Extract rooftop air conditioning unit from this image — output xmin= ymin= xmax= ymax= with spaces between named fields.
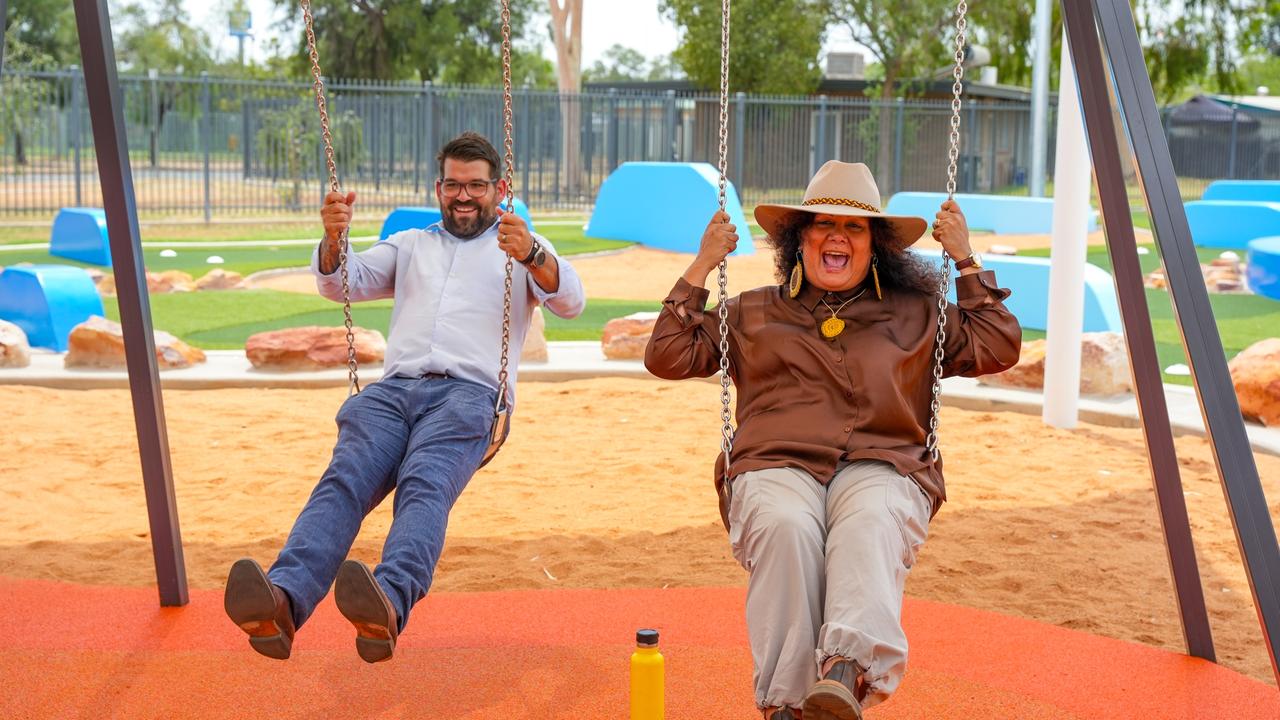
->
xmin=826 ymin=52 xmax=865 ymax=80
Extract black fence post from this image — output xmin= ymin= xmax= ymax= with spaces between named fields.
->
xmin=424 ymin=81 xmax=435 ymax=203
xmin=608 ymin=88 xmax=619 ymax=172
xmin=665 ymin=89 xmax=677 ymax=161
xmin=201 ymin=71 xmax=212 ymax=222
xmin=72 ymin=66 xmax=84 ymax=206
xmin=816 ymin=94 xmax=828 ymax=172
xmin=893 ymin=97 xmax=905 ymax=194
xmin=1227 ymin=103 xmax=1239 ymax=179
xmin=735 ymin=91 xmax=746 ymax=196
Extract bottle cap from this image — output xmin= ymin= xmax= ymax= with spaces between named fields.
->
xmin=636 ymin=629 xmax=659 ymax=646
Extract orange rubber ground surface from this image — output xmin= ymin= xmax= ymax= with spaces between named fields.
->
xmin=0 ymin=576 xmax=1275 ymax=718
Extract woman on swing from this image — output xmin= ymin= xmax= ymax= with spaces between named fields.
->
xmin=645 ymin=160 xmax=1021 ymax=719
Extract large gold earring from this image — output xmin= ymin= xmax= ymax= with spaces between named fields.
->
xmin=788 ymin=253 xmax=804 ymax=298
xmin=871 ymin=255 xmax=882 ymax=301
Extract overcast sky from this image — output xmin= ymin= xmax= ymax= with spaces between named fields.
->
xmin=186 ymin=0 xmax=869 ymax=74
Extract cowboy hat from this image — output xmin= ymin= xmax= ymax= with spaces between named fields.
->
xmin=754 ymin=161 xmax=928 ymax=248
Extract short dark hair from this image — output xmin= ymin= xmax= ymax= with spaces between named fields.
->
xmin=436 ymin=132 xmax=501 ymax=178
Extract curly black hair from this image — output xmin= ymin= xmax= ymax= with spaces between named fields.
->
xmin=766 ymin=212 xmax=941 ymax=296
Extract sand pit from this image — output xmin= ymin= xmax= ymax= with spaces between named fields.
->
xmin=1 ymin=378 xmax=1276 ymax=682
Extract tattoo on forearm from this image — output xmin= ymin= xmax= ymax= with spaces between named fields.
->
xmin=319 ymin=237 xmax=340 ymax=275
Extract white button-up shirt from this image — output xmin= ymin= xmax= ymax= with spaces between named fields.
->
xmin=311 ymin=220 xmax=586 ymax=406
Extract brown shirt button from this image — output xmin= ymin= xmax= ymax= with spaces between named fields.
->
xmin=843 ymin=426 xmax=852 ymax=433
xmin=844 ymin=390 xmax=854 ymax=399
xmin=835 ymin=355 xmax=843 ymax=363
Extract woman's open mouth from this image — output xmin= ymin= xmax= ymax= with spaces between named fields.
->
xmin=821 ymin=251 xmax=850 ymax=273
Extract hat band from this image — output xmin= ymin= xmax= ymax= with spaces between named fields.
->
xmin=802 ymin=197 xmax=881 ymax=213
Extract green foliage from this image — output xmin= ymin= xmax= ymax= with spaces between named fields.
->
xmin=115 ymin=0 xmax=217 ymax=74
xmin=659 ymin=0 xmax=828 ymax=94
xmin=254 ymin=102 xmax=366 ymax=211
xmin=3 ymin=0 xmax=80 ymax=68
xmin=829 ymin=0 xmax=956 ymax=96
xmin=583 ymin=44 xmax=650 ymax=83
xmin=583 ymin=44 xmax=686 ymax=84
xmin=272 ymin=0 xmax=548 ymax=85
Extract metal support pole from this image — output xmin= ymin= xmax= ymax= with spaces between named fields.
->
xmin=665 ymin=89 xmax=677 ymax=161
xmin=72 ymin=66 xmax=84 ymax=206
xmin=816 ymin=95 xmax=828 ymax=171
xmin=893 ymin=98 xmax=905 ymax=194
xmin=607 ymin=88 xmax=619 ymax=172
xmin=148 ymin=68 xmax=159 ymax=167
xmin=72 ymin=0 xmax=188 ymax=607
xmin=520 ymin=88 xmax=530 ymax=203
xmin=241 ymin=96 xmax=250 ymax=179
xmin=966 ymin=101 xmax=978 ymax=192
xmin=1084 ymin=0 xmax=1280 ymax=685
xmin=1062 ymin=0 xmax=1216 ymax=663
xmin=424 ymin=82 xmax=435 ymax=203
xmin=1227 ymin=104 xmax=1239 ymax=179
xmin=735 ymin=91 xmax=746 ymax=195
xmin=201 ymin=71 xmax=212 ymax=223
xmin=1030 ymin=0 xmax=1053 ymax=196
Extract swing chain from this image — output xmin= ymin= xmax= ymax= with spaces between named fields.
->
xmin=300 ymin=0 xmax=360 ymax=395
xmin=716 ymin=0 xmax=734 ymax=480
xmin=496 ymin=0 xmax=517 ymax=414
xmin=926 ymin=0 xmax=968 ymax=461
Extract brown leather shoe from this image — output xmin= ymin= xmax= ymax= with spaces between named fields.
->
xmin=802 ymin=658 xmax=864 ymax=720
xmin=224 ymin=558 xmax=295 ymax=660
xmin=335 ymin=559 xmax=399 ymax=664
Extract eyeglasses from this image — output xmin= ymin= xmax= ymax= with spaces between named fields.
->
xmin=438 ymin=179 xmax=498 ymax=198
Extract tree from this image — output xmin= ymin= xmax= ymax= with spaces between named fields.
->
xmin=548 ymin=0 xmax=583 ymax=197
xmin=115 ymin=0 xmax=217 ymax=74
xmin=583 ymin=44 xmax=649 ymax=83
xmin=971 ymin=0 xmax=1274 ymax=103
xmin=274 ymin=0 xmax=544 ymax=83
xmin=3 ymin=0 xmax=80 ymax=68
xmin=830 ymin=0 xmax=956 ymax=189
xmin=660 ymin=0 xmax=829 ymax=95
xmin=1 ymin=32 xmax=55 ymax=166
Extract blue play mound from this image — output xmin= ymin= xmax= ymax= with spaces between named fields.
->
xmin=380 ymin=199 xmax=534 ymax=240
xmin=0 ymin=265 xmax=105 ymax=351
xmin=912 ymin=249 xmax=1121 ymax=333
xmin=1202 ymin=180 xmax=1280 ymax=203
xmin=585 ymin=162 xmax=754 ymax=256
xmin=50 ymin=207 xmax=111 ymax=266
xmin=1247 ymin=237 xmax=1280 ymax=301
xmin=886 ymin=193 xmax=1099 ymax=235
xmin=1185 ymin=201 xmax=1280 ymax=250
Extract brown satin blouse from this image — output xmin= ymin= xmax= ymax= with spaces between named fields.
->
xmin=644 ymin=270 xmax=1022 ymax=524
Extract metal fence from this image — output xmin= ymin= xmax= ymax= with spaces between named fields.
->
xmin=2 ymin=68 xmax=1275 ymax=221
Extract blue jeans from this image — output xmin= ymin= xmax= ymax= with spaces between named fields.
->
xmin=268 ymin=375 xmax=496 ymax=631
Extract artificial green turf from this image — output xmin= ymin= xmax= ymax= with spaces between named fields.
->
xmin=101 ymin=291 xmax=659 ymax=349
xmin=0 ymin=232 xmax=628 ymax=277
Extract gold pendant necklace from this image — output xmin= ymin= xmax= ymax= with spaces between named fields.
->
xmin=819 ymin=288 xmax=867 ymax=340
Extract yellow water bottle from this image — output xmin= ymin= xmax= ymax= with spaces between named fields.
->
xmin=630 ymin=628 xmax=664 ymax=720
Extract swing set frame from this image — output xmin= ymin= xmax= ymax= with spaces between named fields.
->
xmin=34 ymin=0 xmax=1280 ymax=688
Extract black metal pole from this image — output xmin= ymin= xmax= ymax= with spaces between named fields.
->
xmin=1060 ymin=0 xmax=1214 ymax=661
xmin=1090 ymin=0 xmax=1280 ymax=685
xmin=72 ymin=0 xmax=188 ymax=607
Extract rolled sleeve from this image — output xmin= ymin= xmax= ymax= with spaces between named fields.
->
xmin=941 ymin=270 xmax=1022 ymax=378
xmin=311 ymin=238 xmax=397 ymax=302
xmin=529 ymin=251 xmax=586 ymax=319
xmin=644 ymin=277 xmax=723 ymax=379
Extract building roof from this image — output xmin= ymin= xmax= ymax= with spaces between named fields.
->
xmin=1209 ymin=94 xmax=1280 ymax=116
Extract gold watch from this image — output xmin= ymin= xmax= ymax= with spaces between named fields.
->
xmin=954 ymin=252 xmax=982 ymax=270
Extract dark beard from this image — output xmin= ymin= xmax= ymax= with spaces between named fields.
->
xmin=442 ymin=202 xmax=498 ymax=239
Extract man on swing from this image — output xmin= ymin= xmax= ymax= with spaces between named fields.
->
xmin=223 ymin=132 xmax=586 ymax=663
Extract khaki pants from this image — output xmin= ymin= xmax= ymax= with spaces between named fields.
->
xmin=727 ymin=460 xmax=932 ymax=712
